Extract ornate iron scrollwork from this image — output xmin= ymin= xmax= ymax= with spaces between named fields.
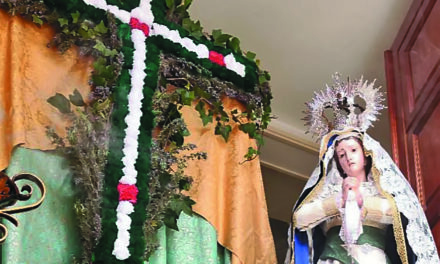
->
xmin=0 ymin=172 xmax=46 ymax=243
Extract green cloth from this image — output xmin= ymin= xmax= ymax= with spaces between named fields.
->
xmin=320 ymin=226 xmax=391 ymax=264
xmin=0 ymin=147 xmax=231 ymax=263
xmin=148 ymin=213 xmax=231 ymax=264
xmin=2 ymin=147 xmax=81 ymax=264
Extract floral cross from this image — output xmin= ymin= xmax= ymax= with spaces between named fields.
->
xmin=81 ymin=0 xmax=253 ymax=261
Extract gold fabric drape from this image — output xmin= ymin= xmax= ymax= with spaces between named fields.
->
xmin=0 ymin=9 xmax=276 ymax=264
xmin=182 ymin=99 xmax=277 ymax=264
xmin=0 ymin=9 xmax=92 ymax=170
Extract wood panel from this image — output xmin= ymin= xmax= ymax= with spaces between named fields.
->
xmin=418 ymin=102 xmax=440 ymax=203
xmin=433 ymin=222 xmax=440 ymax=253
xmin=409 ymin=1 xmax=440 ymax=99
xmin=385 ymin=0 xmax=440 ymax=253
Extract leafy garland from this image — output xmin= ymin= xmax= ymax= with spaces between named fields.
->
xmin=159 ymin=53 xmax=271 ymax=158
xmin=46 ymin=90 xmax=112 ymax=263
xmin=0 ymin=0 xmax=272 ymax=263
xmin=145 ymin=80 xmax=208 ymax=256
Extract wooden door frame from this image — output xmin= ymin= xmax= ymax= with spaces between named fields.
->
xmin=384 ymin=0 xmax=440 ymax=226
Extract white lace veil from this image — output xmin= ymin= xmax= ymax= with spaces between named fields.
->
xmin=363 ymin=134 xmax=438 ymax=263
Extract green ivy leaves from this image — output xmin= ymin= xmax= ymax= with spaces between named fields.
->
xmin=69 ymin=89 xmax=86 ymax=106
xmin=58 ymin=17 xmax=69 ymax=27
xmin=162 ymin=195 xmax=195 ymax=230
xmin=246 ymin=51 xmax=256 ymax=61
xmin=244 ymin=147 xmax=260 ymax=161
xmin=159 ymin=54 xmax=272 ymax=162
xmin=258 ymin=70 xmax=271 ymax=85
xmin=182 ymin=18 xmax=203 ymax=40
xmin=211 ymin=29 xmax=241 ymax=54
xmin=47 ymin=89 xmax=86 ymax=114
xmin=71 ymin=11 xmax=80 ymax=24
xmin=195 ymin=101 xmax=212 ymax=126
xmin=47 ymin=93 xmax=72 ymax=114
xmin=94 ymin=21 xmax=109 ymax=34
xmin=92 ymin=57 xmax=117 ymax=86
xmin=32 ymin=14 xmax=44 ymax=25
xmin=179 ymin=89 xmax=195 ymax=106
xmin=94 ymin=40 xmax=118 ymax=57
xmin=47 ymin=89 xmax=113 ymax=120
xmin=215 ymin=123 xmax=232 ymax=141
xmin=165 ymin=0 xmax=193 ymax=25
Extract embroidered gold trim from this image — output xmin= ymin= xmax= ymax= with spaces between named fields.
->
xmin=290 ymin=228 xmax=295 ymax=264
xmin=291 ymin=215 xmax=296 ymax=264
xmin=367 ymin=148 xmax=408 ymax=264
xmin=318 ymin=128 xmax=357 ymax=158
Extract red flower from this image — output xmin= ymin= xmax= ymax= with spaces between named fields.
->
xmin=209 ymin=51 xmax=225 ymax=66
xmin=129 ymin=17 xmax=140 ymax=28
xmin=117 ymin=183 xmax=139 ymax=204
xmin=140 ymin=23 xmax=149 ymax=36
xmin=129 ymin=17 xmax=150 ymax=37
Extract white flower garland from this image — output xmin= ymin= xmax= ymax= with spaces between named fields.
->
xmin=120 ymin=29 xmax=147 ymax=186
xmin=84 ymin=0 xmax=246 ymax=76
xmin=82 ymin=0 xmax=248 ymax=259
xmin=113 ymin=201 xmax=135 ymax=259
xmin=150 ymin=23 xmax=246 ymax=76
xmin=111 ymin=29 xmax=147 ymax=260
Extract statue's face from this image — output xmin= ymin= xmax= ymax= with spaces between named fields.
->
xmin=335 ymin=138 xmax=366 ymax=178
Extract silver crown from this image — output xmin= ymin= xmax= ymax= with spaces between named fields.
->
xmin=303 ymin=73 xmax=386 ymax=140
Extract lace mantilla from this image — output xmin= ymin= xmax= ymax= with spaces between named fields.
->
xmin=364 ymin=135 xmax=439 ymax=264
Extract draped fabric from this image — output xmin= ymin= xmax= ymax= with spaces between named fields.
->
xmin=0 ymin=9 xmax=92 ymax=171
xmin=0 ymin=9 xmax=276 ymax=264
xmin=2 ymin=147 xmax=82 ymax=263
xmin=181 ymin=100 xmax=277 ymax=264
xmin=148 ymin=213 xmax=231 ymax=264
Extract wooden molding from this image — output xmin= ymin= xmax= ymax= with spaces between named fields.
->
xmin=264 ymin=127 xmax=319 ymax=154
xmin=260 ymin=160 xmax=309 ymax=181
xmin=384 ymin=50 xmax=400 ymax=167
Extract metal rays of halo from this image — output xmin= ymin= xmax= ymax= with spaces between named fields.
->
xmin=303 ymin=73 xmax=386 ymax=141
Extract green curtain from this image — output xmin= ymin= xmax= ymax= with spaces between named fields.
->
xmin=2 ymin=147 xmax=81 ymax=264
xmin=148 ymin=213 xmax=231 ymax=264
xmin=0 ymin=147 xmax=231 ymax=264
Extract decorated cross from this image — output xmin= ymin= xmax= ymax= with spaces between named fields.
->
xmin=79 ymin=0 xmax=262 ymax=263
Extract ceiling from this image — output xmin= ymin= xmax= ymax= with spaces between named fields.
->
xmin=189 ymin=0 xmax=414 ymax=222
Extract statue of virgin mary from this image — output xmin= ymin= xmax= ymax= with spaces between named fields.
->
xmin=285 ymin=74 xmax=439 ymax=264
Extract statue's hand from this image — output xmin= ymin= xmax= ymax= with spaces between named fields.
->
xmin=342 ymin=177 xmax=363 ymax=208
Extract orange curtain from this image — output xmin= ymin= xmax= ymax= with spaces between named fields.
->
xmin=182 ymin=99 xmax=277 ymax=264
xmin=0 ymin=9 xmax=92 ymax=170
